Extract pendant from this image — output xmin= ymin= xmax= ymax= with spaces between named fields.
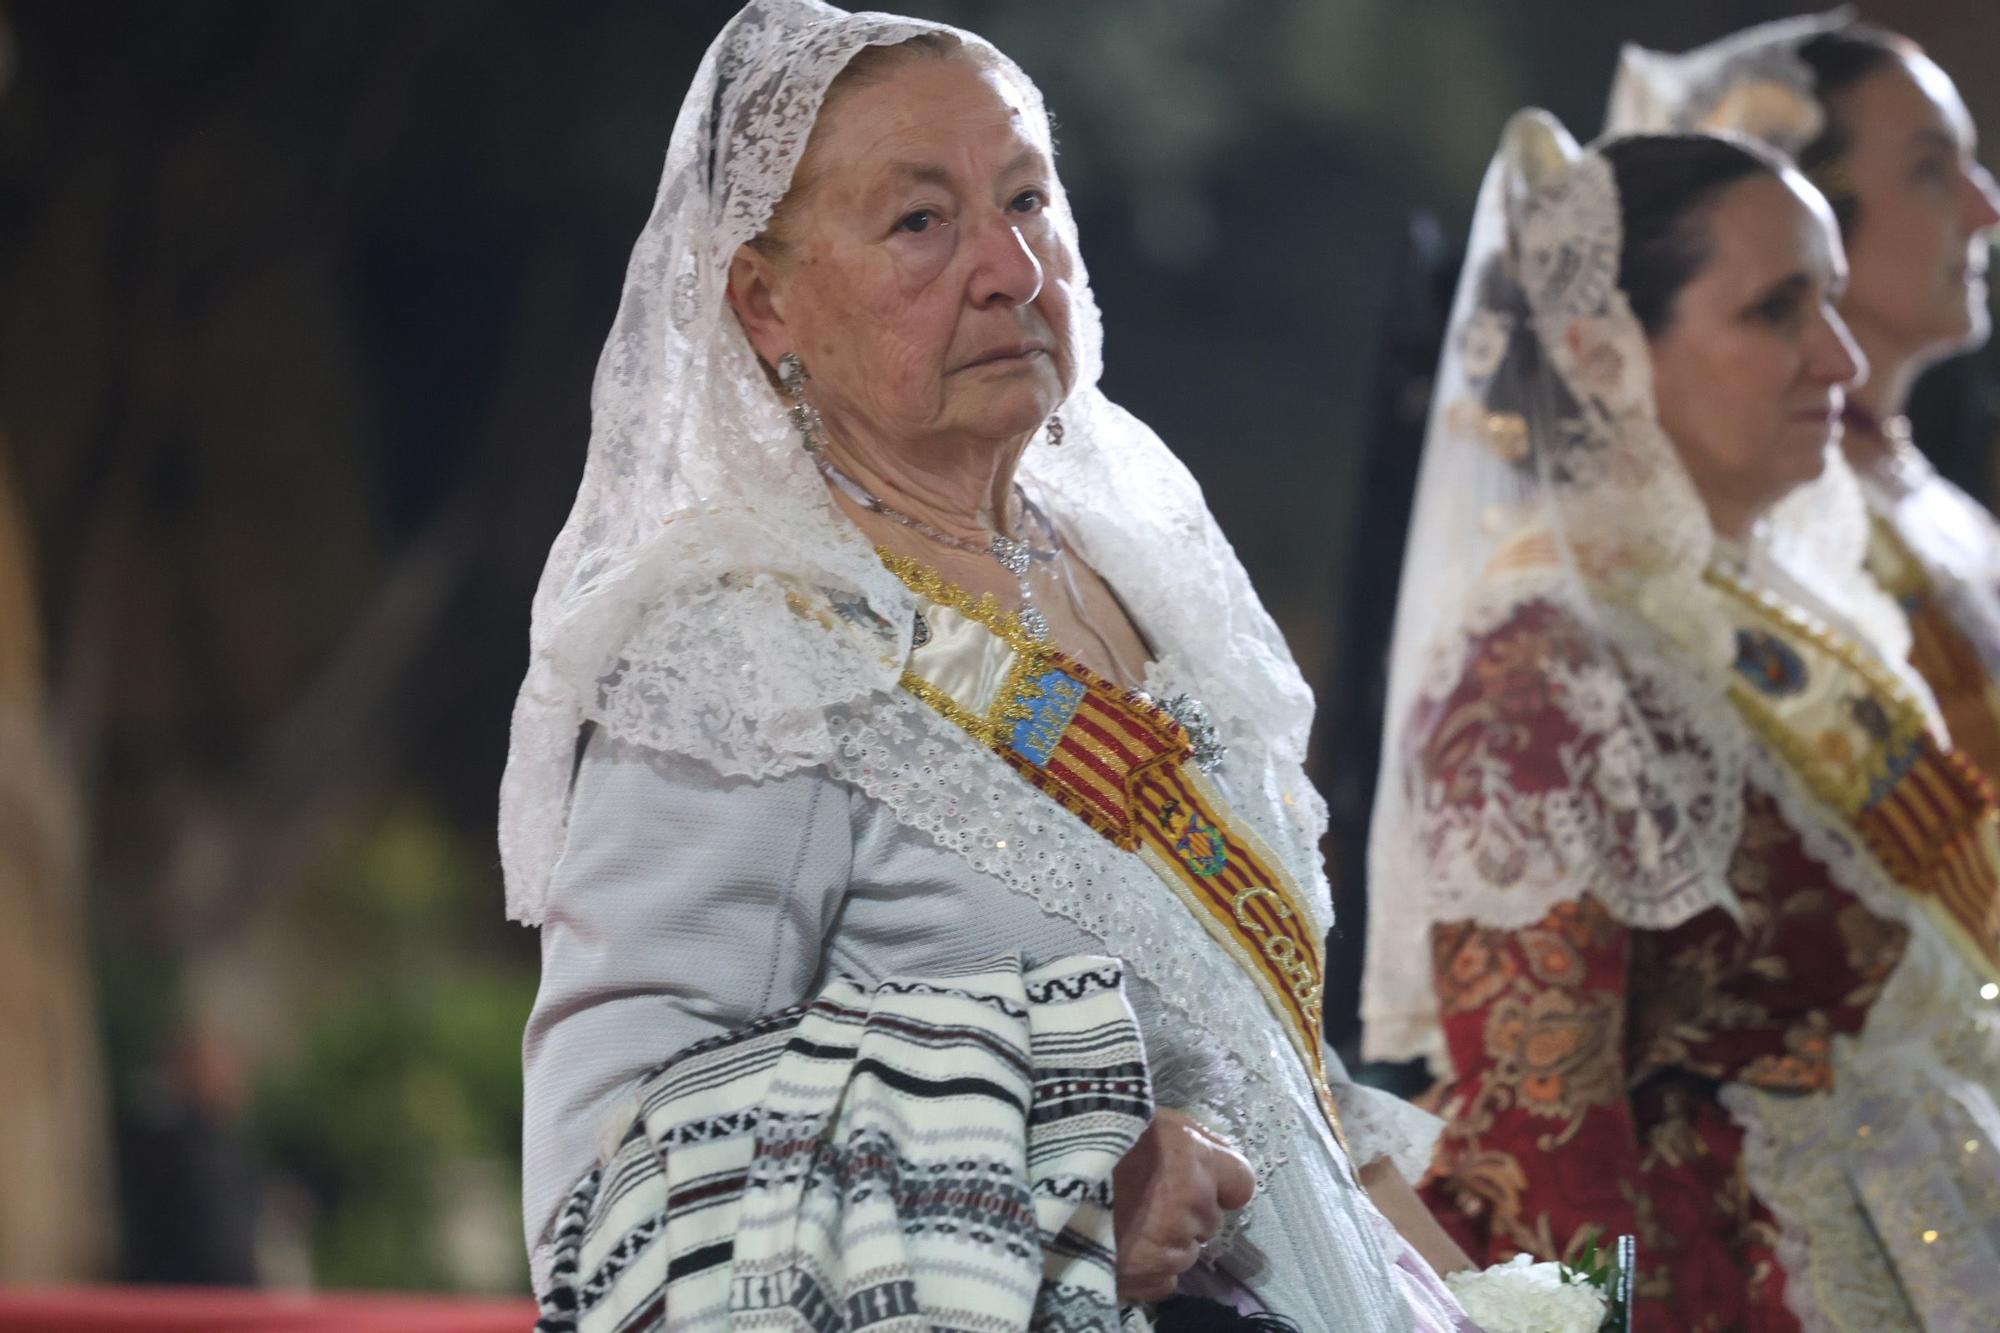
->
xmin=1018 ymin=604 xmax=1050 ymax=642
xmin=989 ymin=534 xmax=1032 ymax=577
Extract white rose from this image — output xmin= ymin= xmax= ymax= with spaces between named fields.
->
xmin=1446 ymin=1254 xmax=1608 ymax=1333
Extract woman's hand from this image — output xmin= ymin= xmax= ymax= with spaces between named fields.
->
xmin=1111 ymin=1108 xmax=1257 ymax=1302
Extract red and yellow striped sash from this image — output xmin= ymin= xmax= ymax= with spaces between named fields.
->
xmin=877 ymin=551 xmax=1345 ymax=1142
xmin=1865 ymin=515 xmax=2000 ymax=791
xmin=1707 ymin=564 xmax=2000 ymax=983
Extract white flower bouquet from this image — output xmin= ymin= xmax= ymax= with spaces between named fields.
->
xmin=1445 ymin=1237 xmax=1633 ymax=1333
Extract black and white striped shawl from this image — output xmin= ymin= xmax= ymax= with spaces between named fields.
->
xmin=535 ymin=955 xmax=1151 ymax=1332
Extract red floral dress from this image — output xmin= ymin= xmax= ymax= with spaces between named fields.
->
xmin=1414 ymin=600 xmax=1910 ymax=1333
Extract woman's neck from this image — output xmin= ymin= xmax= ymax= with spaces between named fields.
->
xmin=1700 ymin=491 xmax=1763 ymax=545
xmin=1841 ymin=320 xmax=1923 ymax=472
xmin=814 ymin=410 xmax=1030 ymax=543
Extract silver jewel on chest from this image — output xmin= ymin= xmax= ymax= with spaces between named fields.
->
xmin=1159 ymin=692 xmax=1227 ymax=772
xmin=911 ymin=608 xmax=932 ymax=650
xmin=1017 ymin=604 xmax=1050 ymax=642
xmin=989 ymin=534 xmax=1032 ymax=577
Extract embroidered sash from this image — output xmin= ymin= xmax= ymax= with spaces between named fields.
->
xmin=1706 ymin=563 xmax=2000 ymax=983
xmin=876 ymin=551 xmax=1346 ymax=1143
xmin=1864 ymin=515 xmax=2000 ymax=789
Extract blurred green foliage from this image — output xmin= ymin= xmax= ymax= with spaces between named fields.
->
xmin=252 ymin=803 xmax=534 ymax=1290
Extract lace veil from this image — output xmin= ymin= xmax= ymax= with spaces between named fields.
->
xmin=1360 ymin=111 xmax=1904 ymax=1069
xmin=1604 ymin=9 xmax=1853 ymax=158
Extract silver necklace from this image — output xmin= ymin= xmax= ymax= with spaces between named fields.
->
xmin=777 ymin=354 xmax=1227 ymax=772
xmin=781 ymin=355 xmax=1060 ymax=641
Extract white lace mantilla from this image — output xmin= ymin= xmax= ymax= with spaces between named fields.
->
xmin=1603 ymin=10 xmax=1848 ymax=156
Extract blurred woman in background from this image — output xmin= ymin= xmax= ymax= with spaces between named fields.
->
xmin=1610 ymin=13 xmax=2000 ymax=787
xmin=1365 ymin=106 xmax=2000 ymax=1330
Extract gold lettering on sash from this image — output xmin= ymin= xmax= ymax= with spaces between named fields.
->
xmin=1229 ymin=885 xmax=1323 ymax=1020
xmin=1232 ymin=885 xmax=1291 ymax=929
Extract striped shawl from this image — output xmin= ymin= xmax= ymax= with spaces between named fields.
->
xmin=535 ymin=955 xmax=1152 ymax=1332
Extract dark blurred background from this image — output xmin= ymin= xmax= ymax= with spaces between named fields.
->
xmin=2 ymin=0 xmax=1994 ymax=1297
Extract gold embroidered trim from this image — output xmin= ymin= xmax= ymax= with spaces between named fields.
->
xmin=1138 ymin=759 xmax=1346 ymax=1147
xmin=1868 ymin=515 xmax=2000 ymax=790
xmin=897 ymin=670 xmax=1001 ymax=747
xmin=1705 ymin=563 xmax=1932 ymax=814
xmin=1864 ymin=515 xmax=1928 ymax=603
xmin=875 ymin=547 xmax=1039 ymax=652
xmin=1707 ymin=562 xmax=2000 ymax=982
xmin=878 ymin=546 xmax=1056 ymax=748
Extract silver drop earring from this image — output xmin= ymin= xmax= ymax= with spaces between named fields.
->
xmin=777 ymin=351 xmax=808 ymax=397
xmin=1044 ymin=411 xmax=1066 ymax=447
xmin=777 ymin=352 xmax=824 ymax=452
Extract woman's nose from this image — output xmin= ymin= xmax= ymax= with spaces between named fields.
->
xmin=1962 ymin=160 xmax=2000 ymax=234
xmin=966 ymin=217 xmax=1044 ymax=308
xmin=1813 ymin=304 xmax=1866 ymax=389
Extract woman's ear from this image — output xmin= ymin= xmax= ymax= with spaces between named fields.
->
xmin=726 ymin=243 xmax=790 ymax=366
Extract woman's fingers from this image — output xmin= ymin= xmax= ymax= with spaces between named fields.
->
xmin=1117 ymin=1237 xmax=1202 ymax=1303
xmin=1208 ymin=1138 xmax=1256 ymax=1212
xmin=1118 ymin=1269 xmax=1180 ymax=1304
xmin=1110 ymin=1109 xmax=1258 ymax=1303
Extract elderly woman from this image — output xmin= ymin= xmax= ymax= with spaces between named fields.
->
xmin=1609 ymin=14 xmax=2000 ymax=787
xmin=1364 ymin=108 xmax=2000 ymax=1330
xmin=505 ymin=4 xmax=1468 ymax=1329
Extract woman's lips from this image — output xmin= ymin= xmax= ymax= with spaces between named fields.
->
xmin=958 ymin=343 xmax=1048 ymax=371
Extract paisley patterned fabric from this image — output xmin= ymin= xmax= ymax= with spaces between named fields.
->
xmin=1412 ymin=596 xmax=2000 ymax=1332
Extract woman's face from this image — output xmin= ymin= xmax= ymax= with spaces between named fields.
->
xmin=1648 ymin=172 xmax=1864 ymax=531
xmin=730 ymin=56 xmax=1076 ymax=452
xmin=1835 ymin=53 xmax=2000 ymax=367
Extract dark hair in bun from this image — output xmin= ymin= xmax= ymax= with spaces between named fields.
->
xmin=1602 ymin=133 xmax=1779 ymax=335
xmin=1795 ymin=25 xmax=1915 ymax=235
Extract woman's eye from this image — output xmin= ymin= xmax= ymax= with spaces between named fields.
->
xmin=1914 ymin=156 xmax=1952 ymax=186
xmin=1010 ymin=189 xmax=1046 ymax=214
xmin=897 ymin=209 xmax=942 ymax=234
xmin=1754 ymin=294 xmax=1802 ymax=326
